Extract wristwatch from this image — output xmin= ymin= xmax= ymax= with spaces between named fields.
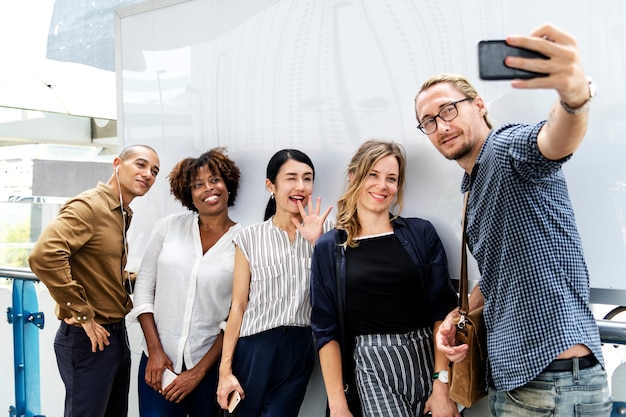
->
xmin=560 ymin=76 xmax=596 ymax=115
xmin=432 ymin=370 xmax=449 ymax=384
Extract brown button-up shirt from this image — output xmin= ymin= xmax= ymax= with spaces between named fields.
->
xmin=28 ymin=182 xmax=133 ymax=324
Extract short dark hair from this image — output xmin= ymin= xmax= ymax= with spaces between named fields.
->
xmin=264 ymin=149 xmax=315 ymax=221
xmin=118 ymin=144 xmax=158 ymax=160
xmin=168 ymin=148 xmax=241 ymax=212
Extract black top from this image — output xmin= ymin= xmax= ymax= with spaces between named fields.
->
xmin=345 ymin=233 xmax=428 ymax=336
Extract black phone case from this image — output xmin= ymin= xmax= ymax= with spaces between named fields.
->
xmin=478 ymin=40 xmax=548 ymax=80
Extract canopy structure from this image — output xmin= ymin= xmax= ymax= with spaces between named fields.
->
xmin=0 ymin=0 xmax=145 ymax=199
xmin=0 ymin=51 xmax=118 ymax=150
xmin=0 ymin=0 xmax=144 ymax=152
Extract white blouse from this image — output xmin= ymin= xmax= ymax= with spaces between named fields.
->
xmin=128 ymin=212 xmax=241 ymax=373
xmin=235 ymin=217 xmax=334 ymax=337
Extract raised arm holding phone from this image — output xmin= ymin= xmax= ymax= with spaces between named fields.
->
xmin=415 ymin=24 xmax=611 ymax=416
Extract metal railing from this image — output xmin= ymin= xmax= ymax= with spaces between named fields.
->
xmin=2 ymin=267 xmax=45 ymax=417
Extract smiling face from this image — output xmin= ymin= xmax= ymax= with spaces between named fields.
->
xmin=266 ymin=159 xmax=314 ymax=217
xmin=415 ymin=82 xmax=489 ymax=163
xmin=191 ymin=164 xmax=230 ymax=217
xmin=356 ymin=154 xmax=399 ymax=216
xmin=114 ymin=146 xmax=160 ymax=204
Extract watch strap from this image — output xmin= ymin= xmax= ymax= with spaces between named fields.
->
xmin=560 ymin=76 xmax=596 ymax=115
xmin=560 ymin=99 xmax=590 ymax=115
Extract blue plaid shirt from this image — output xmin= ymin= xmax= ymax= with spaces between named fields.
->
xmin=461 ymin=122 xmax=604 ymax=391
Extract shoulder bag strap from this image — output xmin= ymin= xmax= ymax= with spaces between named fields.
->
xmin=459 ymin=191 xmax=470 ymax=313
xmin=335 ymin=230 xmax=346 ymax=350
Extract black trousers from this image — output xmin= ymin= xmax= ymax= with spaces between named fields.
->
xmin=231 ymin=326 xmax=314 ymax=417
xmin=54 ymin=320 xmax=131 ymax=417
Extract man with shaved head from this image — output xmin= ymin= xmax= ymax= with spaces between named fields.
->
xmin=29 ymin=144 xmax=160 ymax=417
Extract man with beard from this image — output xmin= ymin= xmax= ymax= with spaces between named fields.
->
xmin=414 ymin=24 xmax=611 ymax=416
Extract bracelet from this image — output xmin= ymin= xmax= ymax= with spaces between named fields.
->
xmin=560 ymin=76 xmax=596 ymax=115
xmin=560 ymin=99 xmax=590 ymax=115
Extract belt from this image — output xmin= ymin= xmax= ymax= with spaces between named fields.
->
xmin=543 ymin=354 xmax=598 ymax=372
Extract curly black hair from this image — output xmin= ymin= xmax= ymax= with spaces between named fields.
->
xmin=168 ymin=147 xmax=241 ymax=212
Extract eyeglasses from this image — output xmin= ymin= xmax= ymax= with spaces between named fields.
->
xmin=417 ymin=98 xmax=472 ymax=135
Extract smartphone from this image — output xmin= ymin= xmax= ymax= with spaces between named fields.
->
xmin=478 ymin=40 xmax=549 ymax=80
xmin=228 ymin=390 xmax=242 ymax=413
xmin=161 ymin=368 xmax=177 ymax=390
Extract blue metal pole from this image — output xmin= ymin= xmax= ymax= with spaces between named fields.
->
xmin=8 ymin=278 xmax=45 ymax=417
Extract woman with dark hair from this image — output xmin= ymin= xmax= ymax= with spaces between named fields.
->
xmin=128 ymin=148 xmax=241 ymax=417
xmin=217 ymin=149 xmax=333 ymax=416
xmin=310 ymin=140 xmax=459 ymax=417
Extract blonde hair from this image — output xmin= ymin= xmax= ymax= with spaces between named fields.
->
xmin=336 ymin=140 xmax=406 ymax=247
xmin=415 ymin=73 xmax=493 ymax=129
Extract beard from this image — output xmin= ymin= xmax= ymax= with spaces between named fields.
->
xmin=441 ymin=141 xmax=473 ymax=161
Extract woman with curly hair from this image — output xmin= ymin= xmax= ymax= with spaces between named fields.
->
xmin=128 ymin=147 xmax=242 ymax=417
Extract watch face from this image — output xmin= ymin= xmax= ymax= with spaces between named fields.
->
xmin=439 ymin=370 xmax=449 ymax=383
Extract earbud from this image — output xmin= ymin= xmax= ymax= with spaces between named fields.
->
xmin=116 ymin=166 xmax=119 ymax=174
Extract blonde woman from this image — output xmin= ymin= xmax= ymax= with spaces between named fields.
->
xmin=310 ymin=140 xmax=459 ymax=417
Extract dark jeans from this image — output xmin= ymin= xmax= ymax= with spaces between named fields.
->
xmin=232 ymin=326 xmax=314 ymax=417
xmin=138 ymin=352 xmax=220 ymax=417
xmin=54 ymin=320 xmax=131 ymax=417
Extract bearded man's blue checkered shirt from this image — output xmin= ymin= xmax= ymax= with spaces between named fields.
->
xmin=460 ymin=122 xmax=604 ymax=392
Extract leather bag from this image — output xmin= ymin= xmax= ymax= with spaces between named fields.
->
xmin=448 ymin=192 xmax=488 ymax=408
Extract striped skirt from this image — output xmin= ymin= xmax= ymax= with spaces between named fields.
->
xmin=353 ymin=327 xmax=435 ymax=417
